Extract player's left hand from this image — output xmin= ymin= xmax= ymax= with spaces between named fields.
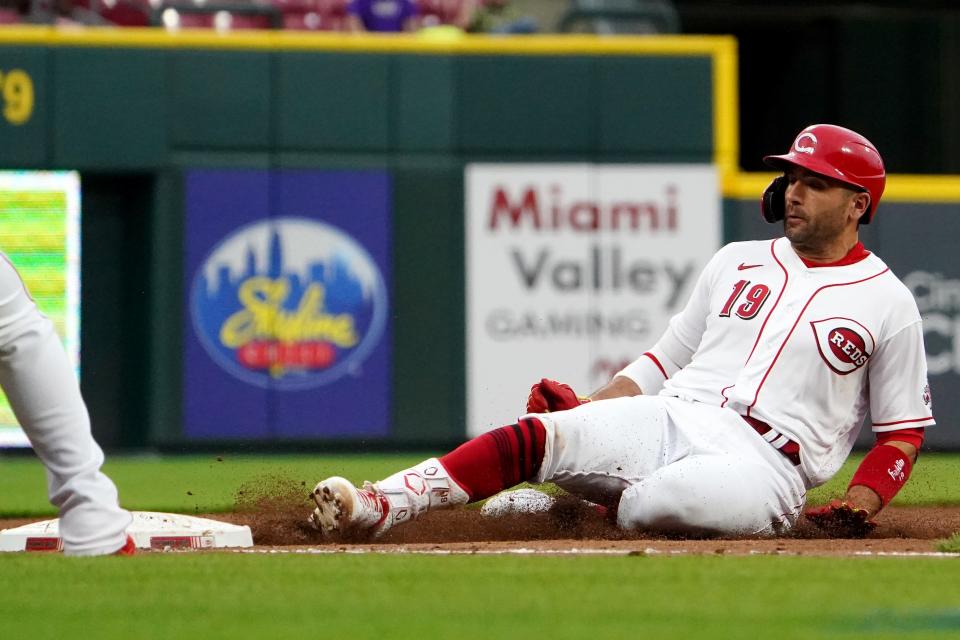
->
xmin=803 ymin=499 xmax=877 ymax=538
xmin=526 ymin=379 xmax=590 ymax=413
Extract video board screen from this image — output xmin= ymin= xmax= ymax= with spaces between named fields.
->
xmin=0 ymin=171 xmax=80 ymax=447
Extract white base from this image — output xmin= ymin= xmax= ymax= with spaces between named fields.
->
xmin=0 ymin=511 xmax=254 ymax=552
xmin=480 ymin=488 xmax=556 ymax=517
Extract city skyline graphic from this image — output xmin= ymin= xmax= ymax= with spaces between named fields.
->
xmin=191 ymin=217 xmax=386 ymax=390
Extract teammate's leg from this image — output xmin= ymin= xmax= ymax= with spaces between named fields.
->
xmin=0 ymin=257 xmax=131 ymax=556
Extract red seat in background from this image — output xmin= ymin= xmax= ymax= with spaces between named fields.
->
xmin=0 ymin=8 xmax=22 ymax=24
xmin=220 ymin=11 xmax=274 ymax=29
xmin=41 ymin=0 xmax=350 ymax=30
xmin=417 ymin=0 xmax=465 ymax=28
xmin=166 ymin=9 xmax=214 ymax=28
xmin=70 ymin=0 xmax=278 ymax=30
xmin=151 ymin=1 xmax=280 ymax=31
xmin=275 ymin=0 xmax=349 ymax=31
xmin=163 ymin=9 xmax=276 ymax=30
xmin=71 ymin=0 xmax=152 ymax=26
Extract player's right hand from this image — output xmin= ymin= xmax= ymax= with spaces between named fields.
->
xmin=526 ymin=379 xmax=591 ymax=413
xmin=803 ymin=499 xmax=878 ymax=538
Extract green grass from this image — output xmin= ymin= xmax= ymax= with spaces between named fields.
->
xmin=2 ymin=453 xmax=959 ymax=639
xmin=0 ymin=554 xmax=958 ymax=640
xmin=937 ymin=533 xmax=960 ymax=553
xmin=0 ymin=453 xmax=430 ymax=516
xmin=1 ymin=451 xmax=959 ymax=517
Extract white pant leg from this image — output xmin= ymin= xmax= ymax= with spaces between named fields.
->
xmin=0 ymin=256 xmax=131 ymax=556
xmin=616 ymin=453 xmax=799 ymax=536
xmin=533 ymin=395 xmax=680 ymax=507
xmin=533 ymin=395 xmax=805 ymax=536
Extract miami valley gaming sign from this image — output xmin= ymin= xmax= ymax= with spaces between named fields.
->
xmin=466 ymin=164 xmax=720 ymax=436
xmin=184 ymin=170 xmax=391 ymax=440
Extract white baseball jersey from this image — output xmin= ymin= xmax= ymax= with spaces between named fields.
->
xmin=619 ymin=237 xmax=934 ymax=488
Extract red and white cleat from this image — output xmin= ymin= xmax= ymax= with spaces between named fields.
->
xmin=309 ymin=460 xmax=470 ymax=538
xmin=309 ymin=477 xmax=391 ymax=538
xmin=114 ymin=535 xmax=136 ymax=556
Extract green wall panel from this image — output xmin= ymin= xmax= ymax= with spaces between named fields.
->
xmin=169 ymin=51 xmax=271 ymax=150
xmin=599 ymin=57 xmax=713 ymax=159
xmin=391 ymin=156 xmax=465 ymax=444
xmin=276 ymin=52 xmax=390 ymax=151
xmin=394 ymin=55 xmax=456 ymax=151
xmin=170 ymin=150 xmax=272 ymax=169
xmin=458 ymin=56 xmax=596 ymax=152
xmin=52 ymin=49 xmax=166 ymax=169
xmin=275 ymin=152 xmax=389 ymax=170
xmin=146 ymin=168 xmax=184 ymax=445
xmin=0 ymin=47 xmax=49 ymax=168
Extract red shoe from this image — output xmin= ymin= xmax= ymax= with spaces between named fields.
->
xmin=114 ymin=535 xmax=136 ymax=556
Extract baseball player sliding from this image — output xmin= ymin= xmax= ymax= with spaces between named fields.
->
xmin=310 ymin=124 xmax=933 ymax=539
xmin=0 ymin=255 xmax=133 ymax=555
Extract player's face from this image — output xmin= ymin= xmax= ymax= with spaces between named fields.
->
xmin=782 ymin=167 xmax=864 ymax=250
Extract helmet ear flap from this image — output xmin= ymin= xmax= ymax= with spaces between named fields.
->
xmin=761 ymin=175 xmax=788 ymax=223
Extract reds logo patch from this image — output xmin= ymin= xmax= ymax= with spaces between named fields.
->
xmin=810 ymin=318 xmax=876 ymax=375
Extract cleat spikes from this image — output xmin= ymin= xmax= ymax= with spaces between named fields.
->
xmin=308 ymin=476 xmax=391 ymax=538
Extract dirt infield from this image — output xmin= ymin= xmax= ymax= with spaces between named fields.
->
xmin=3 ymin=494 xmax=958 ymax=555
xmin=225 ymin=491 xmax=960 ymax=555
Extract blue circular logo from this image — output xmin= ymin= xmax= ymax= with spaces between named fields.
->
xmin=190 ymin=217 xmax=387 ymax=389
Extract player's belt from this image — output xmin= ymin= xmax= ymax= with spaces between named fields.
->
xmin=742 ymin=416 xmax=801 ymax=467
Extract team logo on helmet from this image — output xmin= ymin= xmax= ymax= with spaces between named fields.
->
xmin=191 ymin=217 xmax=387 ymax=389
xmin=810 ymin=318 xmax=875 ymax=375
xmin=794 ymin=132 xmax=818 ymax=155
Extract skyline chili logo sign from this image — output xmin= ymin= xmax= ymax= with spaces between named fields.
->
xmin=190 ymin=217 xmax=387 ymax=389
xmin=183 ymin=169 xmax=391 ymax=440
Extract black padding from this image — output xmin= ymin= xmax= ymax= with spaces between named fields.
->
xmin=761 ymin=175 xmax=788 ymax=223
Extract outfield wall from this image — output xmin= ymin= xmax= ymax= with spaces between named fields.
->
xmin=0 ymin=28 xmax=957 ymax=449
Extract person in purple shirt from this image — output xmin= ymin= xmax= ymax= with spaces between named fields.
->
xmin=347 ymin=0 xmax=418 ymax=32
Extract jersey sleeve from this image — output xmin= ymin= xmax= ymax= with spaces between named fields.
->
xmin=868 ymin=319 xmax=936 ymax=432
xmin=617 ymin=245 xmax=724 ymax=395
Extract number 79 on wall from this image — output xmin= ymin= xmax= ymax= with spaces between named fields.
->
xmin=0 ymin=69 xmax=34 ymax=126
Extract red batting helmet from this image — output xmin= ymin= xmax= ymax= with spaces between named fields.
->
xmin=761 ymin=124 xmax=886 ymax=224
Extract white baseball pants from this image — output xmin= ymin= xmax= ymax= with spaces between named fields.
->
xmin=0 ymin=255 xmax=131 ymax=555
xmin=533 ymin=395 xmax=807 ymax=536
